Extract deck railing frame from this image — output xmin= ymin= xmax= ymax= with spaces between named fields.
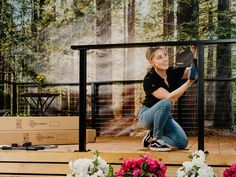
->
xmin=71 ymin=39 xmax=236 ymax=152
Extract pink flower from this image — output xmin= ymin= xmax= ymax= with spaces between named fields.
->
xmin=224 ymin=164 xmax=236 ymax=177
xmin=115 ymin=156 xmax=166 ymax=177
xmin=132 ymin=169 xmax=142 ymax=176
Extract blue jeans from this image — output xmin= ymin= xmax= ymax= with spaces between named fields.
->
xmin=139 ymin=99 xmax=188 ymax=149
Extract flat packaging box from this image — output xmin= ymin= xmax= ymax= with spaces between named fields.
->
xmin=0 ymin=116 xmax=79 ymax=131
xmin=0 ymin=129 xmax=96 ymax=145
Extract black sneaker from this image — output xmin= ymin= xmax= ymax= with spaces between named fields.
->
xmin=149 ymin=139 xmax=172 ymax=152
xmin=142 ymin=130 xmax=153 ymax=148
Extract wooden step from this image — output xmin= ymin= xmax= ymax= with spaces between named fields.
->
xmin=0 ymin=162 xmax=227 ymax=177
xmin=0 ymin=136 xmax=234 ymax=176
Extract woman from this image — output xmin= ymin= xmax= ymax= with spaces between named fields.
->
xmin=139 ymin=46 xmax=197 ymax=152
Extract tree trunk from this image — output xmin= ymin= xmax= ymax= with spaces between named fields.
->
xmin=0 ymin=54 xmax=4 ymax=109
xmin=95 ymin=0 xmax=112 ymax=80
xmin=125 ymin=0 xmax=135 ymax=79
xmin=163 ymin=0 xmax=174 ymax=65
xmin=95 ymin=0 xmax=113 ymax=125
xmin=177 ymin=0 xmax=199 ymax=40
xmin=122 ymin=0 xmax=135 ymax=118
xmin=31 ymin=0 xmax=38 ymax=35
xmin=0 ymin=0 xmax=4 ymax=82
xmin=0 ymin=0 xmax=12 ymax=110
xmin=214 ymin=0 xmax=231 ymax=128
xmin=39 ymin=0 xmax=45 ymax=19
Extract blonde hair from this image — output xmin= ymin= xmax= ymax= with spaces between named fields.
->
xmin=146 ymin=47 xmax=167 ymax=72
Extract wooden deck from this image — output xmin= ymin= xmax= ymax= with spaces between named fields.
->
xmin=0 ymin=135 xmax=235 ymax=177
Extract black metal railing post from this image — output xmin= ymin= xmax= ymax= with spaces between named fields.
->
xmin=91 ymin=83 xmax=96 ymax=129
xmin=79 ymin=49 xmax=87 ymax=152
xmin=198 ymin=44 xmax=205 ymax=151
xmin=12 ymin=83 xmax=17 ymax=115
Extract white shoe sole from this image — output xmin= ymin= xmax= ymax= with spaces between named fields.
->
xmin=157 ymin=139 xmax=176 ymax=149
xmin=150 ymin=147 xmax=172 ymax=152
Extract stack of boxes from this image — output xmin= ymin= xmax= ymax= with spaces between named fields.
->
xmin=0 ymin=116 xmax=96 ymax=145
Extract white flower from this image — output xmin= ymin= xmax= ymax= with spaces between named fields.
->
xmin=69 ymin=159 xmax=94 ymax=176
xmin=191 ymin=150 xmax=206 ymax=161
xmin=198 ymin=166 xmax=216 ymax=177
xmin=176 ymin=150 xmax=216 ymax=177
xmin=182 ymin=161 xmax=194 ymax=171
xmin=176 ymin=167 xmax=187 ymax=177
xmin=92 ymin=170 xmax=105 ymax=177
xmin=96 ymin=157 xmax=110 ymax=175
xmin=67 ymin=152 xmax=113 ymax=177
xmin=192 ymin=158 xmax=206 ymax=168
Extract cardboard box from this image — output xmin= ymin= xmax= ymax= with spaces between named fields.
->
xmin=0 ymin=116 xmax=79 ymax=131
xmin=0 ymin=129 xmax=96 ymax=145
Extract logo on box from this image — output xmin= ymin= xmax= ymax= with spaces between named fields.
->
xmin=29 ymin=120 xmax=47 ymax=128
xmin=36 ymin=133 xmax=54 ymax=142
xmin=16 ymin=119 xmax=22 ymax=129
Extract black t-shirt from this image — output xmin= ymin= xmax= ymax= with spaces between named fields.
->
xmin=142 ymin=67 xmax=186 ymax=107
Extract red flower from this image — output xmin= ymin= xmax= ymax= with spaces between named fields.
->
xmin=224 ymin=164 xmax=236 ymax=177
xmin=116 ymin=156 xmax=166 ymax=177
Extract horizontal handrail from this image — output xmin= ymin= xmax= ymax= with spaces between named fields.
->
xmin=71 ymin=39 xmax=236 ymax=50
xmin=3 ymin=76 xmax=236 ymax=87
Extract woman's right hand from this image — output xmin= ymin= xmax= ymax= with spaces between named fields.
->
xmin=190 ymin=45 xmax=198 ymax=58
xmin=188 ymin=66 xmax=198 ymax=81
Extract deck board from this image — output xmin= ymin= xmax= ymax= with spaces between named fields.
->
xmin=0 ymin=135 xmax=235 ymax=176
xmin=205 ymin=136 xmax=220 ymax=153
xmin=219 ymin=136 xmax=236 ymax=154
xmin=185 ymin=136 xmax=197 ymax=151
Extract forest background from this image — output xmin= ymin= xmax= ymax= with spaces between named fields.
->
xmin=1 ymin=0 xmax=236 ymax=135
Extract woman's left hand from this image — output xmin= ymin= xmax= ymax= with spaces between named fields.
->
xmin=190 ymin=45 xmax=198 ymax=58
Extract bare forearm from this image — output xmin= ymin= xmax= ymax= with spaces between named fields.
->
xmin=168 ymin=80 xmax=193 ymax=101
xmin=152 ymin=80 xmax=194 ymax=102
